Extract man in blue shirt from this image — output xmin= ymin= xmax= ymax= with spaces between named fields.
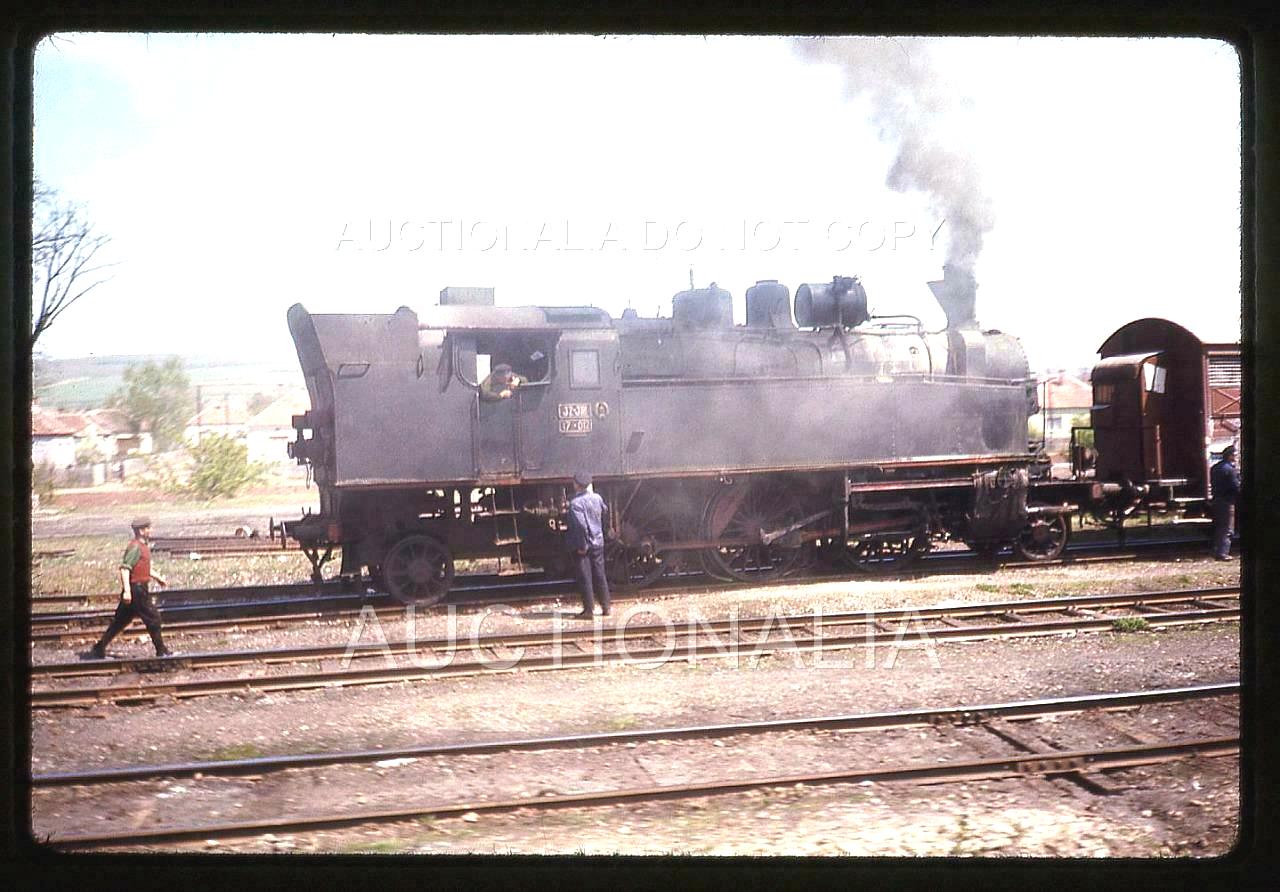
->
xmin=566 ymin=471 xmax=611 ymax=618
xmin=1209 ymin=444 xmax=1241 ymax=560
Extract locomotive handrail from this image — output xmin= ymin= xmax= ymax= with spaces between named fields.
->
xmin=862 ymin=314 xmax=924 ymax=331
xmin=620 ymin=372 xmax=1029 ymax=388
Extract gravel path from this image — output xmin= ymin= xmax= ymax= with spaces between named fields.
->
xmin=29 ymin=554 xmax=1241 ymax=857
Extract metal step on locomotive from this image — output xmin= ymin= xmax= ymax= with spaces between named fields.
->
xmin=279 ymin=269 xmax=1239 ymax=605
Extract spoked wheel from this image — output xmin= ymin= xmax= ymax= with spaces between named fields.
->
xmin=842 ymin=517 xmax=930 ymax=574
xmin=604 ymin=536 xmax=667 ymax=593
xmin=382 ymin=533 xmax=455 ymax=606
xmin=1014 ymin=514 xmax=1070 ymax=561
xmin=603 ymin=488 xmax=690 ymax=591
xmin=702 ymin=480 xmax=806 ymax=583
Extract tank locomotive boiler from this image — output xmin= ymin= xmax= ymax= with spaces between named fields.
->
xmin=283 ymin=269 xmax=1052 ymax=603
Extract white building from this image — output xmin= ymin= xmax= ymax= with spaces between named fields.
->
xmin=184 ymin=400 xmax=252 ymax=445
xmin=83 ymin=408 xmax=153 ymax=458
xmin=1035 ymin=372 xmax=1094 ymax=446
xmin=31 ymin=406 xmax=83 ymax=469
xmin=245 ymin=394 xmax=309 ymax=466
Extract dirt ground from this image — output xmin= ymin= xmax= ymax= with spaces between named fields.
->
xmin=27 ymin=549 xmax=1242 ymax=858
xmin=32 ymin=480 xmax=317 ymax=539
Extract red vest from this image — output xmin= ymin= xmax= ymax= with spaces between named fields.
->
xmin=128 ymin=538 xmax=152 ymax=584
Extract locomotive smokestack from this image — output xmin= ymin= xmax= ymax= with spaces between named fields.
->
xmin=928 ymin=264 xmax=978 ymax=330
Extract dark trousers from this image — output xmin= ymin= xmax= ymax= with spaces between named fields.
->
xmin=95 ymin=582 xmax=166 ymax=654
xmin=1211 ymin=501 xmax=1235 ymax=559
xmin=575 ymin=545 xmax=611 ymax=614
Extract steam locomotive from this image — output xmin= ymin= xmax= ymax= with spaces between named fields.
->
xmin=282 ymin=268 xmax=1074 ymax=603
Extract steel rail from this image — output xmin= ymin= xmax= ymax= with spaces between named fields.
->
xmin=31 ymin=581 xmax=352 ymax=610
xmin=29 ymin=534 xmax=1220 ymax=640
xmin=33 ymin=682 xmax=1238 ymax=787
xmin=30 ymin=605 xmax=387 ymax=646
xmin=30 ymin=586 xmax=1241 ymax=678
xmin=30 ymin=576 xmax=572 ymax=627
xmin=29 ymin=602 xmax=1240 ymax=707
xmin=45 ymin=735 xmax=1239 ymax=849
xmin=30 ymin=586 xmax=1240 ymax=679
xmin=30 ymin=530 xmax=1215 ymax=623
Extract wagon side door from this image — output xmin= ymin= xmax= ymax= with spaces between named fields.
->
xmin=1138 ymin=355 xmax=1169 ymax=479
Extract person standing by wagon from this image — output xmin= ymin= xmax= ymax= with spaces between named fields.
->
xmin=81 ymin=517 xmax=172 ymax=659
xmin=566 ymin=472 xmax=611 ymax=619
xmin=1209 ymin=444 xmax=1241 ymax=561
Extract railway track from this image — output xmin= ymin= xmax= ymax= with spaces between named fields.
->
xmin=147 ymin=535 xmax=300 ymax=556
xmin=33 ymin=681 xmax=1237 ymax=787
xmin=29 ymin=586 xmax=1240 ymax=707
xmin=41 ymin=682 xmax=1238 ymax=849
xmin=30 ymin=532 xmax=1222 ymax=634
xmin=29 ymin=575 xmax=568 ymax=626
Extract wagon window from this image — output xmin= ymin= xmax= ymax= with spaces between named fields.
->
xmin=1094 ymin=383 xmax=1114 ymax=405
xmin=1143 ymin=363 xmax=1167 ymax=394
xmin=570 ymin=349 xmax=600 ymax=388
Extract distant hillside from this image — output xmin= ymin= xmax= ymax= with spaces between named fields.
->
xmin=34 ymin=354 xmax=304 ymax=411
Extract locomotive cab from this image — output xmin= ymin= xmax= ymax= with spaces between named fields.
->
xmin=439 ymin=317 xmax=623 ymax=482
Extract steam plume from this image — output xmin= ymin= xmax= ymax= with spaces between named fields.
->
xmin=795 ymin=37 xmax=994 ymax=273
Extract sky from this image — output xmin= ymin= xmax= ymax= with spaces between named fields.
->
xmin=32 ymin=33 xmax=1241 ymax=372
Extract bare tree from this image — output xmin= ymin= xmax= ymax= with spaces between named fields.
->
xmin=30 ymin=181 xmax=113 ymax=349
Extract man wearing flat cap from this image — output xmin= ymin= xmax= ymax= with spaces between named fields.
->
xmin=82 ymin=516 xmax=172 ymax=659
xmin=1209 ymin=444 xmax=1240 ymax=561
xmin=479 ymin=363 xmax=524 ymax=401
xmin=566 ymin=472 xmax=610 ymax=618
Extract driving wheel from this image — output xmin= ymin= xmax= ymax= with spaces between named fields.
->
xmin=382 ymin=533 xmax=455 ymax=606
xmin=702 ymin=480 xmax=806 ymax=583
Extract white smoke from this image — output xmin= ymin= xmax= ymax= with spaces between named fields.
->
xmin=795 ymin=37 xmax=994 ymax=273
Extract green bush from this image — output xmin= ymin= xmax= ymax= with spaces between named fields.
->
xmin=185 ymin=434 xmax=267 ymax=500
xmin=135 ymin=452 xmax=188 ymax=494
xmin=74 ymin=439 xmax=107 ymax=467
xmin=32 ymin=460 xmax=58 ymax=504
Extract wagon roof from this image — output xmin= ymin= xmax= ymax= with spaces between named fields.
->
xmin=1092 ymin=351 xmax=1162 ymax=378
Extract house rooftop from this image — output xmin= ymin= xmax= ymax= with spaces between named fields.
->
xmin=1040 ymin=372 xmax=1093 ymax=411
xmin=31 ymin=404 xmax=90 ymax=437
xmin=247 ymin=394 xmax=310 ymax=429
xmin=84 ymin=407 xmax=147 ymax=434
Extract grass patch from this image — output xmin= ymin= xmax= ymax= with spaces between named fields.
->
xmin=29 ymin=533 xmax=319 ymax=595
xmin=206 ymin=742 xmax=266 ymax=761
xmin=1007 ymin=583 xmax=1035 ymax=596
xmin=337 ymin=839 xmax=414 ymax=854
xmin=975 ymin=583 xmax=999 ymax=593
xmin=1112 ymin=617 xmax=1152 ymax=633
xmin=607 ymin=714 xmax=639 ymax=731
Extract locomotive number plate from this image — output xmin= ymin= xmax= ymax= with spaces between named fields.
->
xmin=559 ymin=418 xmax=592 ymax=435
xmin=558 ymin=403 xmax=592 ymax=435
xmin=558 ymin=403 xmax=591 ymax=419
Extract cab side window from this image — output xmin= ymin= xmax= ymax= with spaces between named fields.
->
xmin=570 ymin=349 xmax=600 ymax=388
